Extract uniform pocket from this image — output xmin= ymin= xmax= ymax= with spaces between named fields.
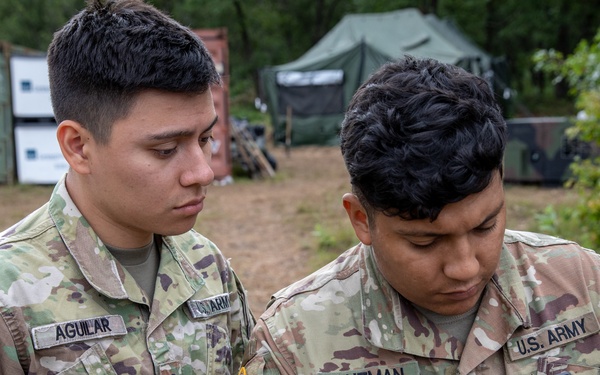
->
xmin=206 ymin=321 xmax=233 ymax=375
xmin=57 ymin=343 xmax=118 ymax=374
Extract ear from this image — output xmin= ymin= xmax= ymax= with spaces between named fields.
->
xmin=56 ymin=120 xmax=92 ymax=174
xmin=342 ymin=193 xmax=373 ymax=245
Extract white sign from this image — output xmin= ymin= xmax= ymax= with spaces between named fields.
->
xmin=10 ymin=56 xmax=54 ymax=118
xmin=276 ymin=70 xmax=344 ymax=87
xmin=14 ymin=125 xmax=68 ymax=184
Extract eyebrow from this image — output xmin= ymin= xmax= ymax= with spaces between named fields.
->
xmin=146 ymin=115 xmax=218 ymax=141
xmin=398 ymin=200 xmax=505 ymax=237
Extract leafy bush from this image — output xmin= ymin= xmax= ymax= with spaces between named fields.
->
xmin=533 ymin=30 xmax=600 ymax=250
xmin=535 ymin=204 xmax=597 ymax=249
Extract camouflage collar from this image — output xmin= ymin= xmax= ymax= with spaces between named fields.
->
xmin=359 ymin=244 xmax=528 ymax=363
xmin=48 ymin=175 xmax=129 ymax=299
xmin=48 ymin=175 xmax=205 ymax=305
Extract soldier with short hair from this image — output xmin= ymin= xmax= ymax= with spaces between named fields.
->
xmin=0 ymin=0 xmax=254 ymax=373
xmin=242 ymin=56 xmax=600 ymax=374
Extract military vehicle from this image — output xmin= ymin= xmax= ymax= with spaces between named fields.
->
xmin=504 ymin=117 xmax=598 ymax=185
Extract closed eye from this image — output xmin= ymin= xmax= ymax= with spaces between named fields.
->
xmin=154 ymin=147 xmax=177 ymax=158
xmin=408 ymin=237 xmax=439 ymax=249
xmin=474 ymin=221 xmax=498 ymax=234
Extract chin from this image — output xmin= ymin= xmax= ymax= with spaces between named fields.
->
xmin=439 ymin=300 xmax=480 ymax=316
xmin=159 ymin=222 xmax=197 ymax=236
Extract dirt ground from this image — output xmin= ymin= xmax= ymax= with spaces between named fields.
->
xmin=197 ymin=146 xmax=352 ymax=315
xmin=0 ymin=145 xmax=577 ymax=316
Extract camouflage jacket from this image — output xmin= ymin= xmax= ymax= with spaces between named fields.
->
xmin=0 ymin=176 xmax=255 ymax=374
xmin=242 ymin=230 xmax=600 ymax=375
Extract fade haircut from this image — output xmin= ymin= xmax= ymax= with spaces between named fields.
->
xmin=340 ymin=56 xmax=506 ymax=222
xmin=47 ymin=0 xmax=220 ymax=144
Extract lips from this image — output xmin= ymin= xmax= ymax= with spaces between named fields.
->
xmin=178 ymin=198 xmax=204 ymax=208
xmin=175 ymin=197 xmax=205 ymax=216
xmin=441 ymin=283 xmax=481 ymax=301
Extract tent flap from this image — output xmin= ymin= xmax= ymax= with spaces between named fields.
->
xmin=277 ymin=84 xmax=344 ymax=116
xmin=261 ymin=8 xmax=494 ymax=146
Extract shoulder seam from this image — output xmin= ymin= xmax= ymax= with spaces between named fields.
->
xmin=0 ymin=217 xmax=55 ymax=246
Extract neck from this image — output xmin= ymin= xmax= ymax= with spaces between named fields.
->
xmin=64 ymin=173 xmax=154 ymax=248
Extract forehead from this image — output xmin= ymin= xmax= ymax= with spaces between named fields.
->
xmin=375 ymin=173 xmax=505 ymax=233
xmin=111 ymin=90 xmax=215 ymax=133
xmin=128 ymin=89 xmax=213 ymax=113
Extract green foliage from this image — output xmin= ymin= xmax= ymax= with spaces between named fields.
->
xmin=533 ymin=30 xmax=600 ymax=250
xmin=3 ymin=1 xmax=600 ymax=115
xmin=312 ymin=223 xmax=338 ymax=252
xmin=311 ymin=223 xmax=357 ymax=269
xmin=230 ymin=86 xmax=271 ymax=126
xmin=534 ymin=201 xmax=597 ymax=250
xmin=0 ymin=0 xmax=82 ymax=50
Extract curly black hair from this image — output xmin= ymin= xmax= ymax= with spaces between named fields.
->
xmin=340 ymin=56 xmax=506 ymax=221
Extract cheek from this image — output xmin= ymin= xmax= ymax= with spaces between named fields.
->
xmin=371 ymin=241 xmax=433 ymax=284
xmin=478 ymin=232 xmax=504 ymax=269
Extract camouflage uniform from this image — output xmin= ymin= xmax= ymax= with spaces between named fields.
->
xmin=0 ymin=176 xmax=255 ymax=374
xmin=243 ymin=230 xmax=600 ymax=374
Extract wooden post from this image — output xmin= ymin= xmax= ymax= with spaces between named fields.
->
xmin=285 ymin=106 xmax=292 ymax=157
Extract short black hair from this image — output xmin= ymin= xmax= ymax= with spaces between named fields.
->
xmin=48 ymin=0 xmax=220 ymax=144
xmin=340 ymin=56 xmax=506 ymax=221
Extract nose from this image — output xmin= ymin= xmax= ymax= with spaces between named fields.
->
xmin=179 ymin=146 xmax=215 ymax=187
xmin=442 ymin=235 xmax=480 ymax=282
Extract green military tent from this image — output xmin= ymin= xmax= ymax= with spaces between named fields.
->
xmin=260 ymin=8 xmax=496 ymax=146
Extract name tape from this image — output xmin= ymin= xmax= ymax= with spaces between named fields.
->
xmin=317 ymin=362 xmax=419 ymax=375
xmin=187 ymin=293 xmax=231 ymax=319
xmin=507 ymin=312 xmax=600 ymax=360
xmin=31 ymin=314 xmax=127 ymax=350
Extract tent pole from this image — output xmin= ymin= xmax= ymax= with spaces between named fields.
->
xmin=285 ymin=105 xmax=292 ymax=157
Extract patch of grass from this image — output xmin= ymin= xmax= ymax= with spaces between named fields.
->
xmin=310 ymin=223 xmax=357 ymax=270
xmin=0 ymin=184 xmax=54 ymax=230
xmin=504 ymin=184 xmax=578 ymax=231
xmin=294 ymin=199 xmax=326 ymax=234
xmin=506 ymin=199 xmax=548 ymax=232
xmin=534 ymin=203 xmax=598 ymax=250
xmin=295 ymin=202 xmax=314 ymax=215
